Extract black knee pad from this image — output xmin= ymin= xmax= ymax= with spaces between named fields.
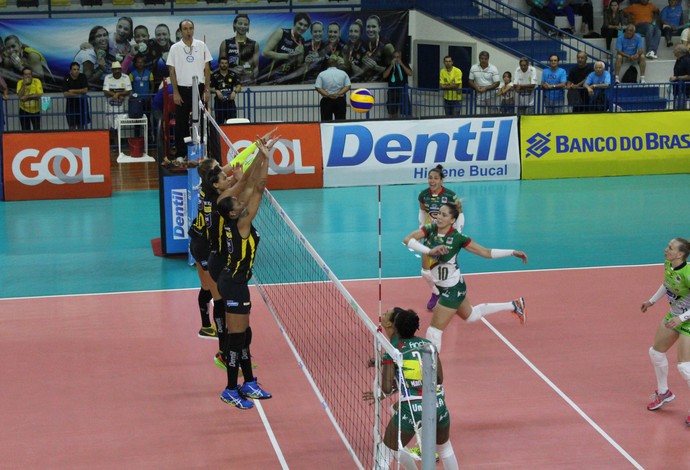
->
xmin=244 ymin=326 xmax=252 ymax=347
xmin=226 ymin=332 xmax=245 ymax=353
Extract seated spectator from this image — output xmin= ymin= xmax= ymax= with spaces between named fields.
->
xmin=512 ymin=57 xmax=538 ymax=115
xmin=548 ymin=0 xmax=576 ymax=34
xmin=527 ymin=0 xmax=557 ymax=35
xmin=584 ymin=61 xmax=612 ymax=112
xmin=570 ymin=0 xmax=596 ymax=36
xmin=670 ymin=44 xmax=690 ymax=109
xmin=601 ymin=1 xmax=629 ymax=50
xmin=566 ymin=51 xmax=594 ymax=113
xmin=624 ymin=0 xmax=661 ymax=59
xmin=659 ymin=0 xmax=684 ymax=48
xmin=615 ymin=24 xmax=647 ymax=83
xmin=540 ymin=54 xmax=567 ymax=114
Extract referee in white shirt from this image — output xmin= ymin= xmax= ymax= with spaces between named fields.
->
xmin=315 ymin=57 xmax=351 ymax=121
xmin=166 ymin=19 xmax=212 ymax=159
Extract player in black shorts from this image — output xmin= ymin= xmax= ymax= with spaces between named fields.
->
xmin=216 ymin=133 xmax=279 ymax=410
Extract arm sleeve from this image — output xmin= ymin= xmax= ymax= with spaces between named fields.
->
xmin=649 ymin=284 xmax=666 ymax=304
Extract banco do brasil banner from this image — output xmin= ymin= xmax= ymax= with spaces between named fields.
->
xmin=0 ymin=11 xmax=407 ymax=92
xmin=521 ymin=112 xmax=690 ymax=179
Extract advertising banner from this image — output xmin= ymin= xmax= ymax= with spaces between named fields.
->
xmin=160 ymin=173 xmax=188 ymax=255
xmin=219 ymin=123 xmax=323 ymax=189
xmin=521 ymin=112 xmax=690 ymax=179
xmin=0 ymin=11 xmax=407 ymax=91
xmin=320 ymin=117 xmax=521 ymax=187
xmin=2 ymin=130 xmax=111 ymax=201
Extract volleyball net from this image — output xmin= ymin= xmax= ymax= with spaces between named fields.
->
xmin=252 ymin=189 xmax=404 ymax=469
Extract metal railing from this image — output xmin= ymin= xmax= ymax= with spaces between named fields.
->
xmin=1 ymin=81 xmax=686 ymax=137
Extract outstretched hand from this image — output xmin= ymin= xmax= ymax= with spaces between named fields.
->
xmin=513 ymin=251 xmax=528 ymax=263
xmin=640 ymin=301 xmax=653 ymax=313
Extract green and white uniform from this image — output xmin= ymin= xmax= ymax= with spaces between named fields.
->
xmin=421 ymin=223 xmax=471 ymax=309
xmin=661 ymin=261 xmax=690 ymax=336
xmin=383 ymin=335 xmax=450 ymax=433
xmin=418 ymin=187 xmax=460 ymax=224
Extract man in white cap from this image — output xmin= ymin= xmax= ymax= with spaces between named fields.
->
xmin=103 ymin=61 xmax=132 ymax=134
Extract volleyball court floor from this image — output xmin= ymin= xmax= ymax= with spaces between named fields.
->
xmin=1 ymin=174 xmax=689 ymax=469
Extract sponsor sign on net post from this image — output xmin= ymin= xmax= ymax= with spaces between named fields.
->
xmin=2 ymin=131 xmax=111 ymax=201
xmin=521 ymin=112 xmax=690 ymax=179
xmin=320 ymin=117 xmax=521 ymax=187
xmin=219 ymin=123 xmax=323 ymax=190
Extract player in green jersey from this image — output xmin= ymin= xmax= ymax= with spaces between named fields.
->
xmin=417 ymin=165 xmax=464 ymax=311
xmin=376 ymin=307 xmax=459 ymax=470
xmin=403 ymin=202 xmax=528 ymax=353
xmin=641 ymin=237 xmax=690 ymax=423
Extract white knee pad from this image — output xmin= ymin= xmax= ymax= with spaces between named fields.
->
xmin=677 ymin=362 xmax=690 ymax=384
xmin=649 ymin=347 xmax=667 ymax=365
xmin=426 ymin=326 xmax=443 ymax=353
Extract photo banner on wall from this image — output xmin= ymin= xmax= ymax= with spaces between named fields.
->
xmin=0 ymin=11 xmax=408 ymax=92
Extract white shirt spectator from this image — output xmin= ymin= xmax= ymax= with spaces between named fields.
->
xmin=166 ymin=39 xmax=212 ymax=86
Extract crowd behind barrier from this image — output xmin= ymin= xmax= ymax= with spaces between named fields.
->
xmin=0 ymin=82 xmax=687 ymax=136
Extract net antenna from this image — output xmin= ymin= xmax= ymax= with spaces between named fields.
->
xmin=252 ymin=189 xmax=402 ymax=469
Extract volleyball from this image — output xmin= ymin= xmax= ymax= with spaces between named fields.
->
xmin=350 ymin=88 xmax=374 ymax=113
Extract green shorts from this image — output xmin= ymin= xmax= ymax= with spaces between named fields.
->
xmin=437 ymin=279 xmax=467 ymax=310
xmin=664 ymin=312 xmax=690 ymax=337
xmin=394 ymin=388 xmax=450 ymax=434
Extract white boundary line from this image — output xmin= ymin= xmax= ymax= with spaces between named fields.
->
xmin=481 ymin=318 xmax=645 ymax=470
xmin=0 ymin=263 xmax=662 ymax=302
xmin=254 ymin=401 xmax=289 ymax=469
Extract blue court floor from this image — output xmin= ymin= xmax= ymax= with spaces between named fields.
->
xmin=1 ymin=174 xmax=688 ymax=299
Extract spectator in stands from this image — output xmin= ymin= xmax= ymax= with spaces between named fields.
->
xmin=548 ymin=0 xmax=577 ymax=34
xmin=219 ymin=14 xmax=260 ymax=86
xmin=540 ymin=54 xmax=567 ymax=114
xmin=343 ymin=20 xmax=366 ymax=80
xmin=570 ymin=0 xmax=596 ymax=36
xmin=527 ymin=0 xmax=557 ymax=35
xmin=469 ymin=50 xmax=500 ymax=115
xmin=360 ymin=15 xmax=395 ymax=82
xmin=302 ymin=21 xmax=327 ymax=83
xmin=624 ymin=0 xmax=661 ymax=59
xmin=512 ymin=57 xmax=538 ymax=115
xmin=109 ymin=17 xmax=133 ymax=64
xmin=584 ymin=61 xmax=612 ymax=112
xmin=103 ymin=61 xmax=131 ymax=134
xmin=16 ymin=67 xmax=42 ymax=131
xmin=383 ymin=50 xmax=413 ymax=119
xmin=3 ymin=35 xmax=51 ymax=82
xmin=601 ymin=1 xmax=629 ymax=50
xmin=63 ymin=61 xmax=90 ymax=130
xmin=74 ymin=26 xmax=110 ymax=89
xmin=566 ymin=51 xmax=594 ymax=113
xmin=439 ymin=55 xmax=463 ymax=116
xmin=659 ymin=0 xmax=685 ymax=48
xmin=497 ymin=71 xmax=515 ymax=115
xmin=670 ymin=44 xmax=690 ymax=109
xmin=314 ymin=57 xmax=351 ymax=121
xmin=615 ymin=24 xmax=647 ymax=83
xmin=210 ymin=57 xmax=241 ymax=124
xmin=262 ymin=12 xmax=310 ymax=84
xmin=324 ymin=22 xmax=346 ymax=69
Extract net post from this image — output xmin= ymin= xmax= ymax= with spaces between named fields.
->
xmin=421 ymin=343 xmax=438 ymax=470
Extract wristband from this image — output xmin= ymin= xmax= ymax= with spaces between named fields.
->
xmin=406 ymin=239 xmax=431 ymax=255
xmin=490 ymin=249 xmax=514 ymax=259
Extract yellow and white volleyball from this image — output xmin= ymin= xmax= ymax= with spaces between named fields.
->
xmin=350 ymin=88 xmax=375 ymax=113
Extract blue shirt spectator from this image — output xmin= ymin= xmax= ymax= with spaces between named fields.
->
xmin=660 ymin=0 xmax=685 ymax=47
xmin=617 ymin=31 xmax=644 ymax=56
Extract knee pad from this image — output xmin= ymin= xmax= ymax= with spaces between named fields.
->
xmin=226 ymin=332 xmax=245 ymax=353
xmin=437 ymin=440 xmax=454 ymax=459
xmin=426 ymin=326 xmax=443 ymax=353
xmin=677 ymin=362 xmax=690 ymax=382
xmin=649 ymin=347 xmax=668 ymax=366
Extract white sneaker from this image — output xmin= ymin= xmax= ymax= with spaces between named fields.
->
xmin=646 ymin=51 xmax=658 ymax=59
xmin=639 ymin=77 xmax=646 ymax=84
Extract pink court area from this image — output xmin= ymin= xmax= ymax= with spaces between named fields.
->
xmin=2 ymin=265 xmax=690 ymax=469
